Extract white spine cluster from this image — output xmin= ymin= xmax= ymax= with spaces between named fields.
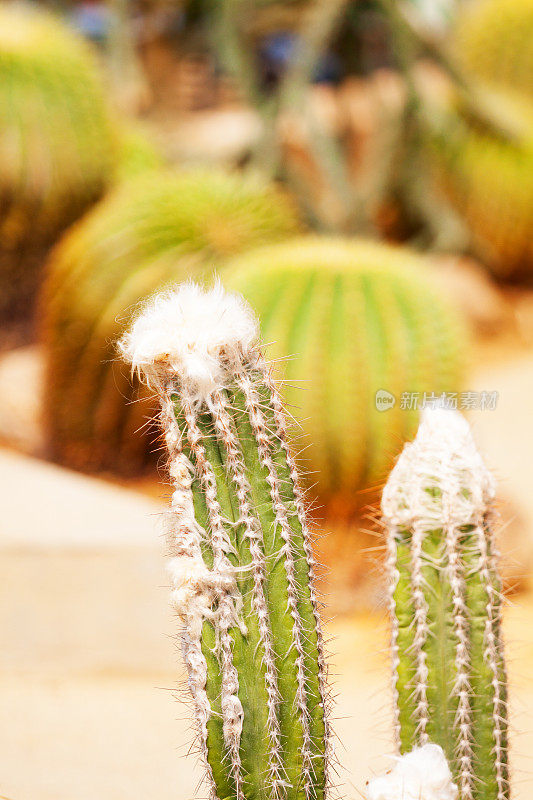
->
xmin=365 ymin=744 xmax=458 ymax=800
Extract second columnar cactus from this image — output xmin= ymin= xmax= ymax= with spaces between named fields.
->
xmin=381 ymin=408 xmax=509 ymax=800
xmin=119 ymin=282 xmax=329 ymax=800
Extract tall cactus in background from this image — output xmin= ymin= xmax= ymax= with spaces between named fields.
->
xmin=224 ymin=237 xmax=466 ymax=511
xmin=0 ymin=3 xmax=116 ymax=316
xmin=380 ymin=409 xmax=509 ymax=800
xmin=41 ymin=169 xmax=300 ymax=473
xmin=119 ymin=282 xmax=329 ymax=800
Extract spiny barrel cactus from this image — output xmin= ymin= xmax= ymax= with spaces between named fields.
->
xmin=454 ymin=0 xmax=533 ymax=100
xmin=42 ymin=169 xmax=300 ymax=473
xmin=119 ymin=282 xmax=329 ymax=800
xmin=0 ymin=3 xmax=116 ymax=316
xmin=381 ymin=408 xmax=509 ymax=800
xmin=429 ymin=94 xmax=533 ymax=278
xmin=223 ymin=237 xmax=466 ymax=511
xmin=113 ymin=124 xmax=163 ymax=183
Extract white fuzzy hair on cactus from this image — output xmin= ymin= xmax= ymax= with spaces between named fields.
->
xmin=365 ymin=743 xmax=458 ymax=800
xmin=118 ymin=281 xmax=259 ymax=401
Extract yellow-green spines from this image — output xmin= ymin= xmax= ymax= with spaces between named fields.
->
xmin=42 ymin=169 xmax=300 ymax=473
xmin=454 ymin=0 xmax=533 ymax=99
xmin=0 ymin=4 xmax=116 ymax=315
xmin=223 ymin=237 xmax=466 ymax=508
xmin=429 ymin=96 xmax=533 ymax=278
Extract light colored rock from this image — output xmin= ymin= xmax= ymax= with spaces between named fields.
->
xmin=0 ymin=345 xmax=44 ymax=455
xmin=0 ymin=447 xmax=164 ymax=548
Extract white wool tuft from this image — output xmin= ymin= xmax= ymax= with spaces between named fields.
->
xmin=365 ymin=744 xmax=458 ymax=800
xmin=118 ymin=281 xmax=259 ymax=401
xmin=382 ymin=407 xmax=494 ymax=528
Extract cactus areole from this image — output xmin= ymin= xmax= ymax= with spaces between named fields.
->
xmin=382 ymin=409 xmax=509 ymax=800
xmin=119 ymin=283 xmax=329 ymax=800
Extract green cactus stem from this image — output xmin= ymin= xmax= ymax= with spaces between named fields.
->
xmin=382 ymin=408 xmax=509 ymax=800
xmin=119 ymin=282 xmax=329 ymax=800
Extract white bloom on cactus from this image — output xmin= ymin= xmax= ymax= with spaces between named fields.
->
xmin=365 ymin=744 xmax=458 ymax=800
xmin=118 ymin=281 xmax=259 ymax=401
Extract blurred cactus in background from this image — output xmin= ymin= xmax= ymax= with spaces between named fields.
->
xmin=224 ymin=237 xmax=466 ymax=512
xmin=119 ymin=282 xmax=329 ymax=800
xmin=0 ymin=3 xmax=116 ymax=317
xmin=428 ymin=92 xmax=533 ymax=279
xmin=41 ymin=169 xmax=300 ymax=473
xmin=113 ymin=124 xmax=164 ymax=183
xmin=454 ymin=0 xmax=533 ymax=99
xmin=381 ymin=408 xmax=509 ymax=800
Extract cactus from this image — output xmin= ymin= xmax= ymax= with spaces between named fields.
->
xmin=223 ymin=237 xmax=466 ymax=511
xmin=381 ymin=408 xmax=509 ymax=800
xmin=454 ymin=0 xmax=533 ymax=100
xmin=41 ymin=169 xmax=300 ymax=473
xmin=0 ymin=3 xmax=116 ymax=316
xmin=428 ymin=92 xmax=533 ymax=279
xmin=113 ymin=124 xmax=164 ymax=183
xmin=118 ymin=282 xmax=329 ymax=800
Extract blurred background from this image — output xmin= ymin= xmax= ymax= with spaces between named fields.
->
xmin=1 ymin=0 xmax=533 ymax=796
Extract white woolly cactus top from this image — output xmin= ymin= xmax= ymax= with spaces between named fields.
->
xmin=118 ymin=282 xmax=259 ymax=401
xmin=366 ymin=744 xmax=458 ymax=800
xmin=381 ymin=407 xmax=495 ymax=528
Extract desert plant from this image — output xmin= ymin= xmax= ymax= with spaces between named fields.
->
xmin=42 ymin=169 xmax=300 ymax=473
xmin=454 ymin=0 xmax=533 ymax=100
xmin=113 ymin=124 xmax=164 ymax=183
xmin=428 ymin=92 xmax=533 ymax=279
xmin=118 ymin=281 xmax=329 ymax=800
xmin=223 ymin=237 xmax=466 ymax=511
xmin=0 ymin=3 xmax=116 ymax=316
xmin=380 ymin=408 xmax=509 ymax=800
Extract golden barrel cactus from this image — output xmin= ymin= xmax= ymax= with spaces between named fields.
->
xmin=0 ymin=4 xmax=116 ymax=316
xmin=42 ymin=169 xmax=300 ymax=473
xmin=224 ymin=237 xmax=467 ymax=511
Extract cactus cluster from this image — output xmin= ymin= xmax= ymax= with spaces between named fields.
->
xmin=119 ymin=283 xmax=329 ymax=800
xmin=224 ymin=237 xmax=466 ymax=510
xmin=119 ymin=284 xmax=509 ymax=800
xmin=454 ymin=0 xmax=533 ymax=99
xmin=0 ymin=3 xmax=116 ymax=316
xmin=41 ymin=169 xmax=300 ymax=473
xmin=381 ymin=408 xmax=509 ymax=800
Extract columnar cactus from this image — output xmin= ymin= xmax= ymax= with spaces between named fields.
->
xmin=381 ymin=408 xmax=509 ymax=800
xmin=224 ymin=237 xmax=466 ymax=510
xmin=119 ymin=282 xmax=329 ymax=800
xmin=41 ymin=169 xmax=300 ymax=473
xmin=0 ymin=3 xmax=116 ymax=316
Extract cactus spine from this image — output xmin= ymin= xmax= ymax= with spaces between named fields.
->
xmin=381 ymin=409 xmax=509 ymax=800
xmin=119 ymin=283 xmax=329 ymax=800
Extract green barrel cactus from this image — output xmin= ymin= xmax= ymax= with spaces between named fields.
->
xmin=381 ymin=408 xmax=509 ymax=800
xmin=41 ymin=169 xmax=300 ymax=473
xmin=428 ymin=92 xmax=533 ymax=278
xmin=113 ymin=124 xmax=163 ymax=183
xmin=0 ymin=3 xmax=116 ymax=316
xmin=454 ymin=0 xmax=533 ymax=100
xmin=119 ymin=281 xmax=329 ymax=800
xmin=223 ymin=237 xmax=466 ymax=510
